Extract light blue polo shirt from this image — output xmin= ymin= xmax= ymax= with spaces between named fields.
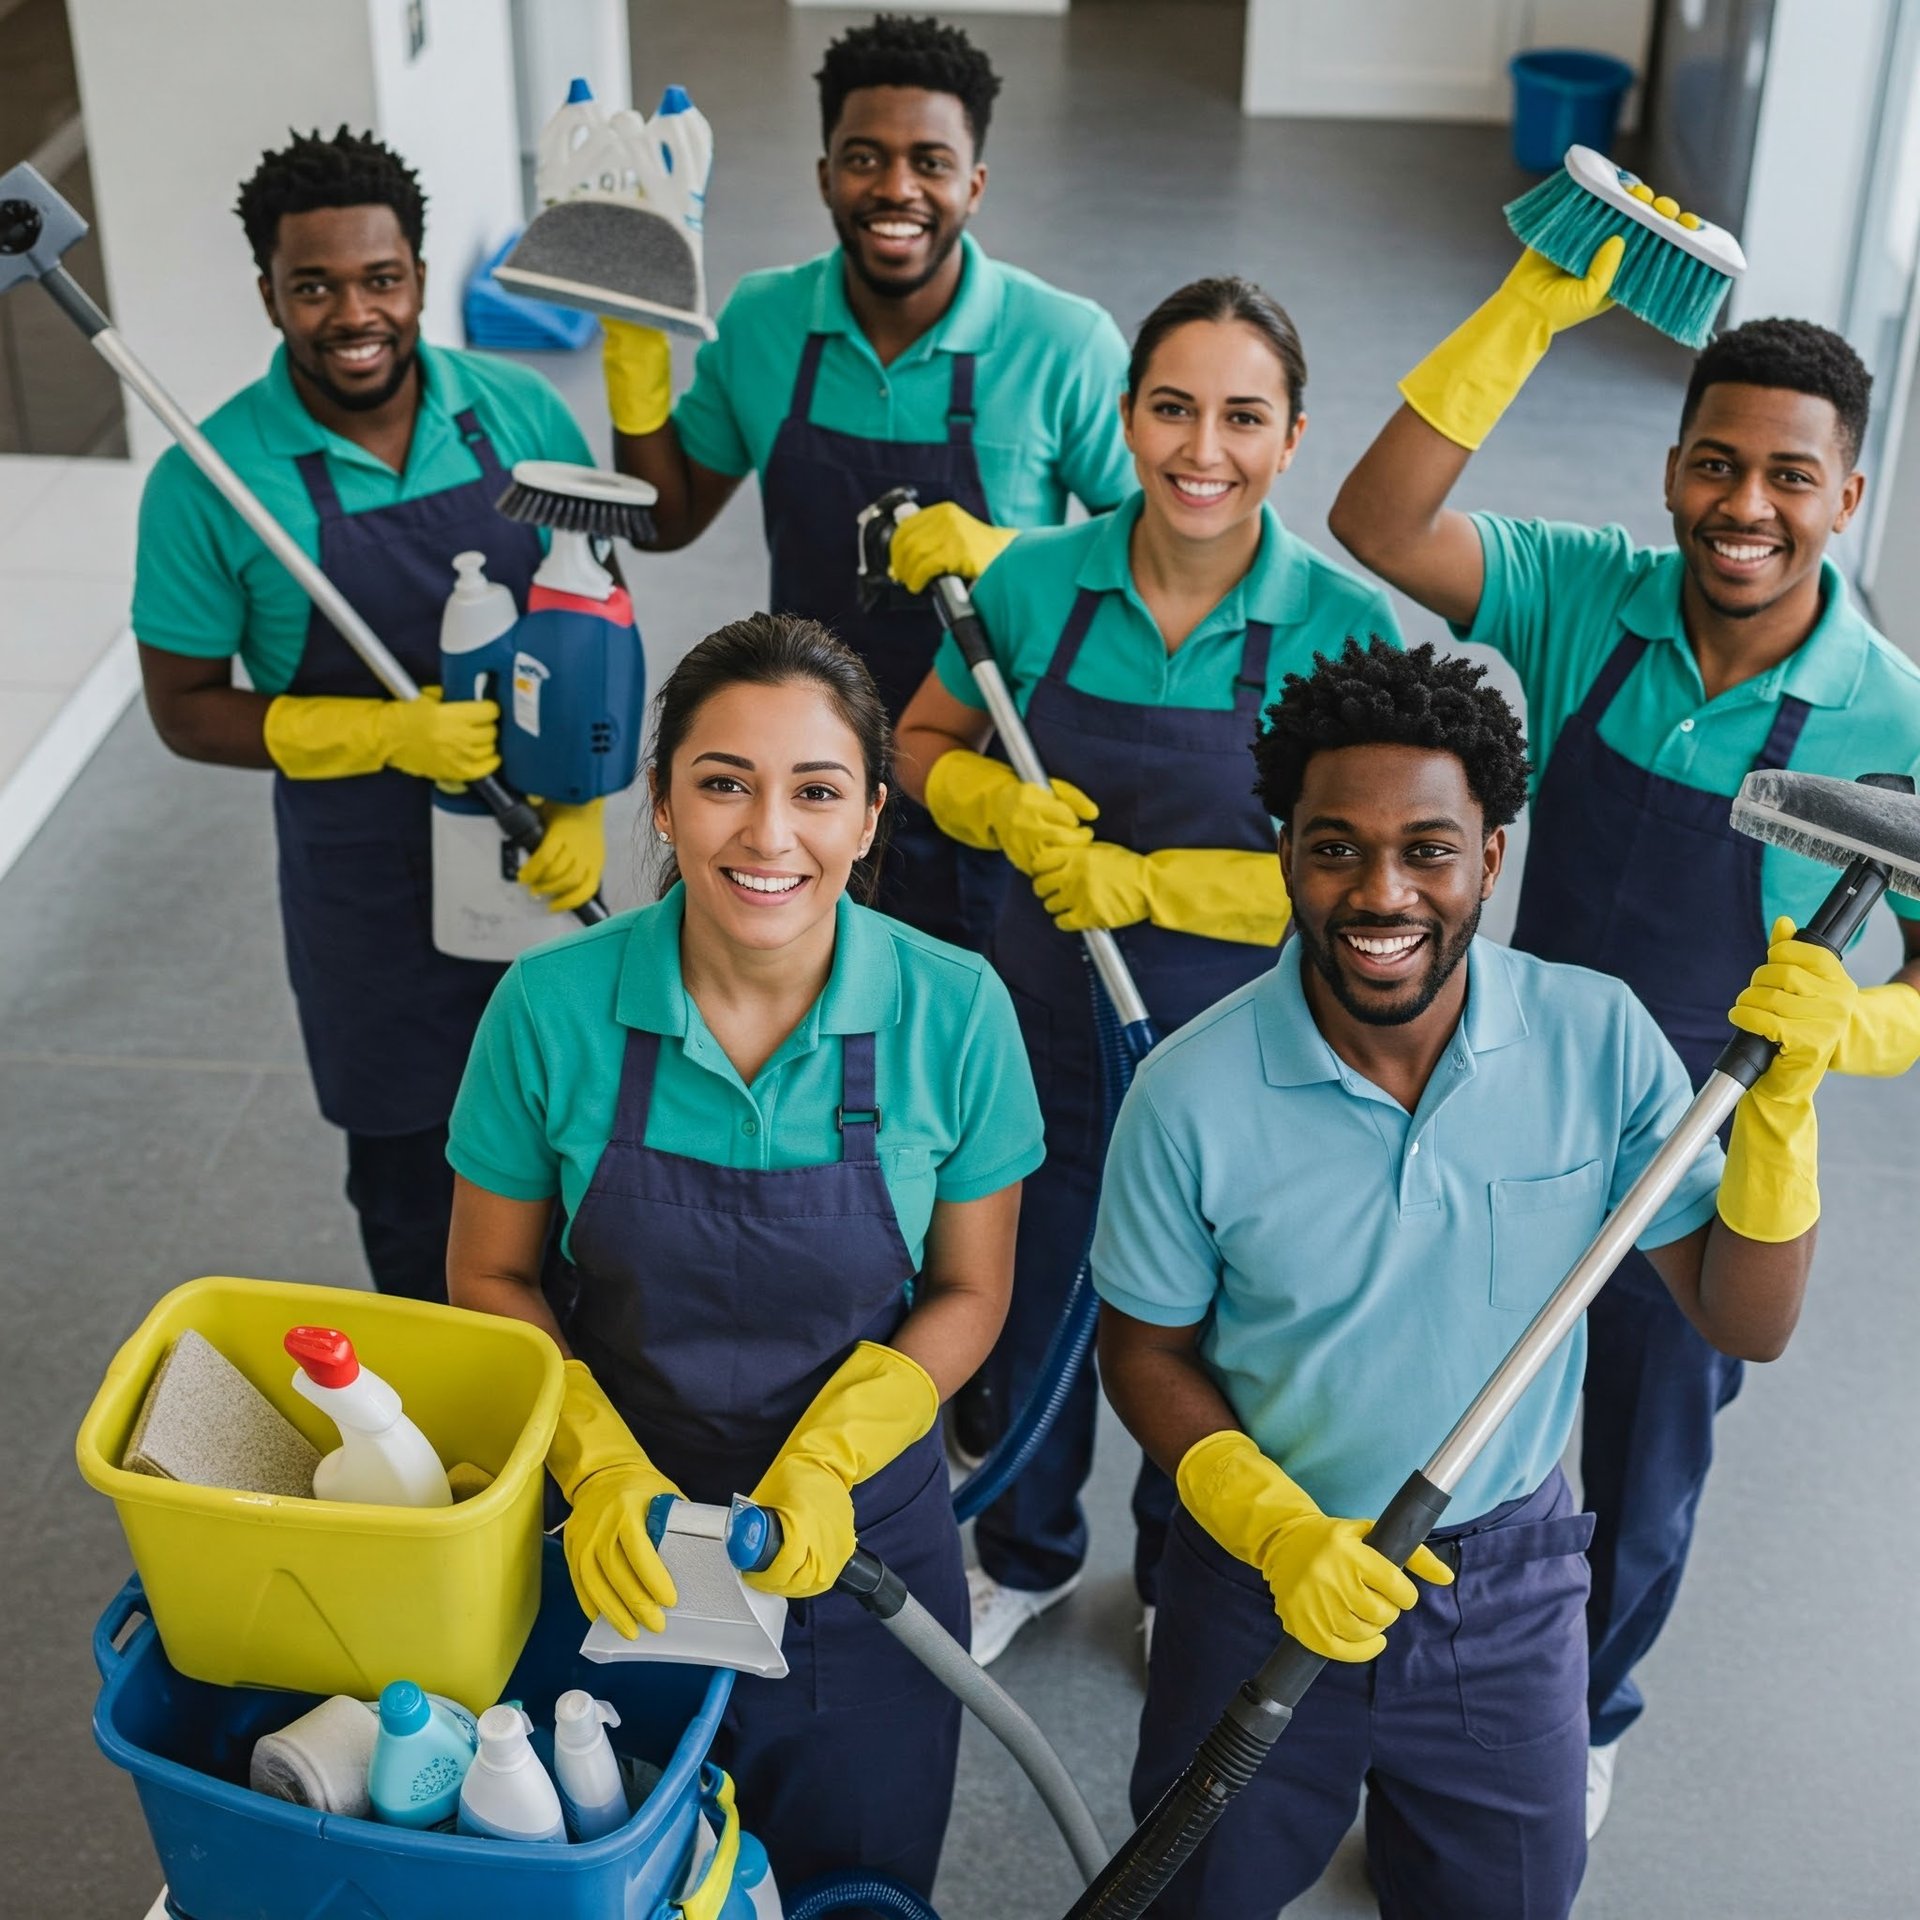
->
xmin=1091 ymin=937 xmax=1724 ymax=1525
xmin=935 ymin=495 xmax=1401 ymax=719
xmin=673 ymin=234 xmax=1134 ymax=525
xmin=1458 ymin=516 xmax=1920 ymax=931
xmin=133 ymin=341 xmax=592 ymax=693
xmin=449 ymin=885 xmax=1044 ymax=1267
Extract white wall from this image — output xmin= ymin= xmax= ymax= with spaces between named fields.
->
xmin=65 ymin=0 xmax=520 ymax=462
xmin=1243 ymin=0 xmax=1653 ymax=124
xmin=1730 ymin=0 xmax=1893 ymax=332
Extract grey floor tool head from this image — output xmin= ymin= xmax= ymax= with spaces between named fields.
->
xmin=0 ymin=161 xmax=88 ymax=294
xmin=1732 ymin=769 xmax=1920 ymax=898
xmin=495 ymin=196 xmax=716 ymax=340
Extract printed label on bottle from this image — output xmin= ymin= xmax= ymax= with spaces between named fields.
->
xmin=513 ymin=653 xmax=550 ymax=739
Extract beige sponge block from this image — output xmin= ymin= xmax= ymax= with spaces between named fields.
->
xmin=123 ymin=1328 xmax=320 ymax=1497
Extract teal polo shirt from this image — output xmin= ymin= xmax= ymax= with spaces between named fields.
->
xmin=1090 ymin=937 xmax=1723 ymax=1525
xmin=1459 ymin=516 xmax=1920 ymax=931
xmin=133 ymin=342 xmax=592 ymax=694
xmin=672 ymin=234 xmax=1134 ymax=526
xmin=448 ymin=886 xmax=1045 ymax=1268
xmin=935 ymin=496 xmax=1401 ymax=720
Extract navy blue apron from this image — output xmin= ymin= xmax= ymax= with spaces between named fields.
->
xmin=1507 ymin=630 xmax=1811 ymax=1745
xmin=276 ymin=409 xmax=541 ymax=1136
xmin=760 ymin=330 xmax=1004 ymax=949
xmin=973 ymin=589 xmax=1280 ymax=1599
xmin=560 ymin=1025 xmax=968 ymax=1897
xmin=1133 ymin=1469 xmax=1594 ymax=1919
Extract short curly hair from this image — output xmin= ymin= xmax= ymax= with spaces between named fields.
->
xmin=235 ymin=127 xmax=426 ymax=275
xmin=1681 ymin=318 xmax=1872 ymax=467
xmin=1254 ymin=638 xmax=1531 ymax=832
xmin=816 ymin=14 xmax=1002 ymax=154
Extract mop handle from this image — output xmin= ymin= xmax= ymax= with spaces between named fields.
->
xmin=922 ymin=567 xmax=1152 ymax=1032
xmin=37 ymin=263 xmax=611 ymax=924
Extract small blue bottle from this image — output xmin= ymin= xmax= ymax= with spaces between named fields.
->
xmin=367 ymin=1681 xmax=476 ymax=1831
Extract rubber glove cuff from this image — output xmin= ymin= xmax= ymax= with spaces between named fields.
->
xmin=264 ymin=689 xmax=501 ymax=784
xmin=745 ymin=1342 xmax=938 ymax=1599
xmin=1144 ymin=847 xmax=1291 ymax=945
xmin=1398 ymin=239 xmax=1624 ymax=450
xmin=888 ymin=502 xmax=1019 ymax=593
xmin=1833 ymin=980 xmax=1920 ymax=1077
xmin=602 ymin=319 xmax=673 ymax=436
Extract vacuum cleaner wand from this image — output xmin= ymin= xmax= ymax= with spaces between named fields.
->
xmin=856 ymin=486 xmax=1153 ymax=1035
xmin=1068 ymin=767 xmax=1920 ymax=1919
xmin=0 ymin=161 xmax=607 ymax=926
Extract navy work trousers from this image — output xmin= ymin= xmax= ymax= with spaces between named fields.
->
xmin=971 ymin=1154 xmax=1175 ymax=1601
xmin=344 ymin=1123 xmax=453 ymax=1304
xmin=1583 ymin=1248 xmax=1744 ymax=1746
xmin=1132 ymin=1471 xmax=1593 ymax=1920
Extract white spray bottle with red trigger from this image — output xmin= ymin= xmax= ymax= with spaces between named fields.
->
xmin=285 ymin=1327 xmax=452 ymax=1508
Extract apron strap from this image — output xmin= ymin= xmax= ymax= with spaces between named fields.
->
xmin=292 ymin=450 xmax=346 ymax=524
xmin=835 ymin=1031 xmax=882 ymax=1163
xmin=454 ymin=407 xmax=514 ymax=492
xmin=1572 ymin=631 xmax=1652 ymax=728
xmin=788 ymin=334 xmax=829 ymax=427
xmin=946 ymin=354 xmax=977 ymax=445
xmin=1043 ymin=587 xmax=1104 ymax=685
xmin=607 ymin=1028 xmax=665 ymax=1147
xmin=1233 ymin=620 xmax=1274 ymax=718
xmin=1752 ymin=693 xmax=1813 ymax=772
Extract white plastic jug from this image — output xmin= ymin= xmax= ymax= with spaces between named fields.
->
xmin=537 ymin=77 xmax=631 ymax=205
xmin=456 ymin=1705 xmax=566 ymax=1843
xmin=285 ymin=1327 xmax=451 ymax=1509
xmin=650 ymin=86 xmax=713 ymax=232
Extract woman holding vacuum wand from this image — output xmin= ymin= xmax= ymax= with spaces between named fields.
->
xmin=893 ymin=277 xmax=1399 ymax=1665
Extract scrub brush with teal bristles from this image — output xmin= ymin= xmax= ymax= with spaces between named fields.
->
xmin=1505 ymin=145 xmax=1747 ymax=350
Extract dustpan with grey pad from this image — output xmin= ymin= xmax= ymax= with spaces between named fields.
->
xmin=494 ymin=196 xmax=716 ymax=340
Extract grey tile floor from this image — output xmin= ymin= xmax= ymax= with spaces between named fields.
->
xmin=4 ymin=2 xmax=1915 ymax=1913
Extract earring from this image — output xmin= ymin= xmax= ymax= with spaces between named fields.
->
xmin=656 ymin=828 xmax=671 ymax=845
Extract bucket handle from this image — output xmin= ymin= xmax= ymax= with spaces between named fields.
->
xmin=93 ymin=1575 xmax=151 ymax=1682
xmin=673 ymin=1765 xmax=740 ymax=1920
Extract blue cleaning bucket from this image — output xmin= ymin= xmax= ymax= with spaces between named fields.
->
xmin=1510 ymin=49 xmax=1636 ymax=173
xmin=92 ymin=1539 xmax=748 ymax=1920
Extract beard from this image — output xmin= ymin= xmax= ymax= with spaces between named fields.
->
xmin=833 ymin=208 xmax=966 ymax=302
xmin=1296 ymin=900 xmax=1481 ymax=1028
xmin=289 ymin=338 xmax=419 ymax=413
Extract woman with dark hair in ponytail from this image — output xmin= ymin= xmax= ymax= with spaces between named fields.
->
xmin=896 ymin=276 xmax=1403 ymax=1665
xmin=445 ymin=613 xmax=1042 ymax=1896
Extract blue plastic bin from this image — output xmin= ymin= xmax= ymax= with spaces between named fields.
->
xmin=1510 ymin=49 xmax=1635 ymax=173
xmin=93 ymin=1539 xmax=750 ymax=1920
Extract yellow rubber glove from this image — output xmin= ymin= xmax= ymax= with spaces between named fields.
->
xmin=1032 ymin=843 xmax=1291 ymax=944
xmin=1718 ymin=918 xmax=1857 ymax=1242
xmin=745 ymin=1341 xmax=939 ymax=1599
xmin=263 ymin=687 xmax=501 ymax=783
xmin=887 ymin=502 xmax=1020 ymax=592
xmin=1397 ymin=238 xmax=1626 ymax=451
xmin=518 ymin=796 xmax=606 ymax=914
xmin=1178 ymin=1430 xmax=1453 ymax=1663
xmin=1833 ymin=980 xmax=1920 ymax=1076
xmin=548 ymin=1359 xmax=682 ymax=1637
xmin=923 ymin=749 xmax=1098 ymax=876
xmin=602 ymin=318 xmax=673 ymax=436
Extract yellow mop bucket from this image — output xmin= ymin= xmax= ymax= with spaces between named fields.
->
xmin=76 ymin=1276 xmax=566 ymax=1709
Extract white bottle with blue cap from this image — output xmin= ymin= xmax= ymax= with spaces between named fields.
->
xmin=650 ymin=85 xmax=713 ymax=232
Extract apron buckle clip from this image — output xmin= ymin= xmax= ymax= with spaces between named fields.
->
xmin=835 ymin=1104 xmax=882 ymax=1134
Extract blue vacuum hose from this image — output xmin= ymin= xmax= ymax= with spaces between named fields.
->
xmin=952 ymin=959 xmax=1157 ymax=1522
xmin=786 ymin=1871 xmax=944 ymax=1919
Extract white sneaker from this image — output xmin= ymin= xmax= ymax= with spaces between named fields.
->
xmin=1586 ymin=1741 xmax=1620 ymax=1839
xmin=966 ymin=1566 xmax=1081 ymax=1667
xmin=1141 ymin=1603 xmax=1156 ymax=1667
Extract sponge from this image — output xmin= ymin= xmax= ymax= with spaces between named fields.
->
xmin=122 ymin=1329 xmax=319 ymax=1497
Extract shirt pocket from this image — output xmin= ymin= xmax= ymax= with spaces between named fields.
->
xmin=1487 ymin=1160 xmax=1605 ymax=1312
